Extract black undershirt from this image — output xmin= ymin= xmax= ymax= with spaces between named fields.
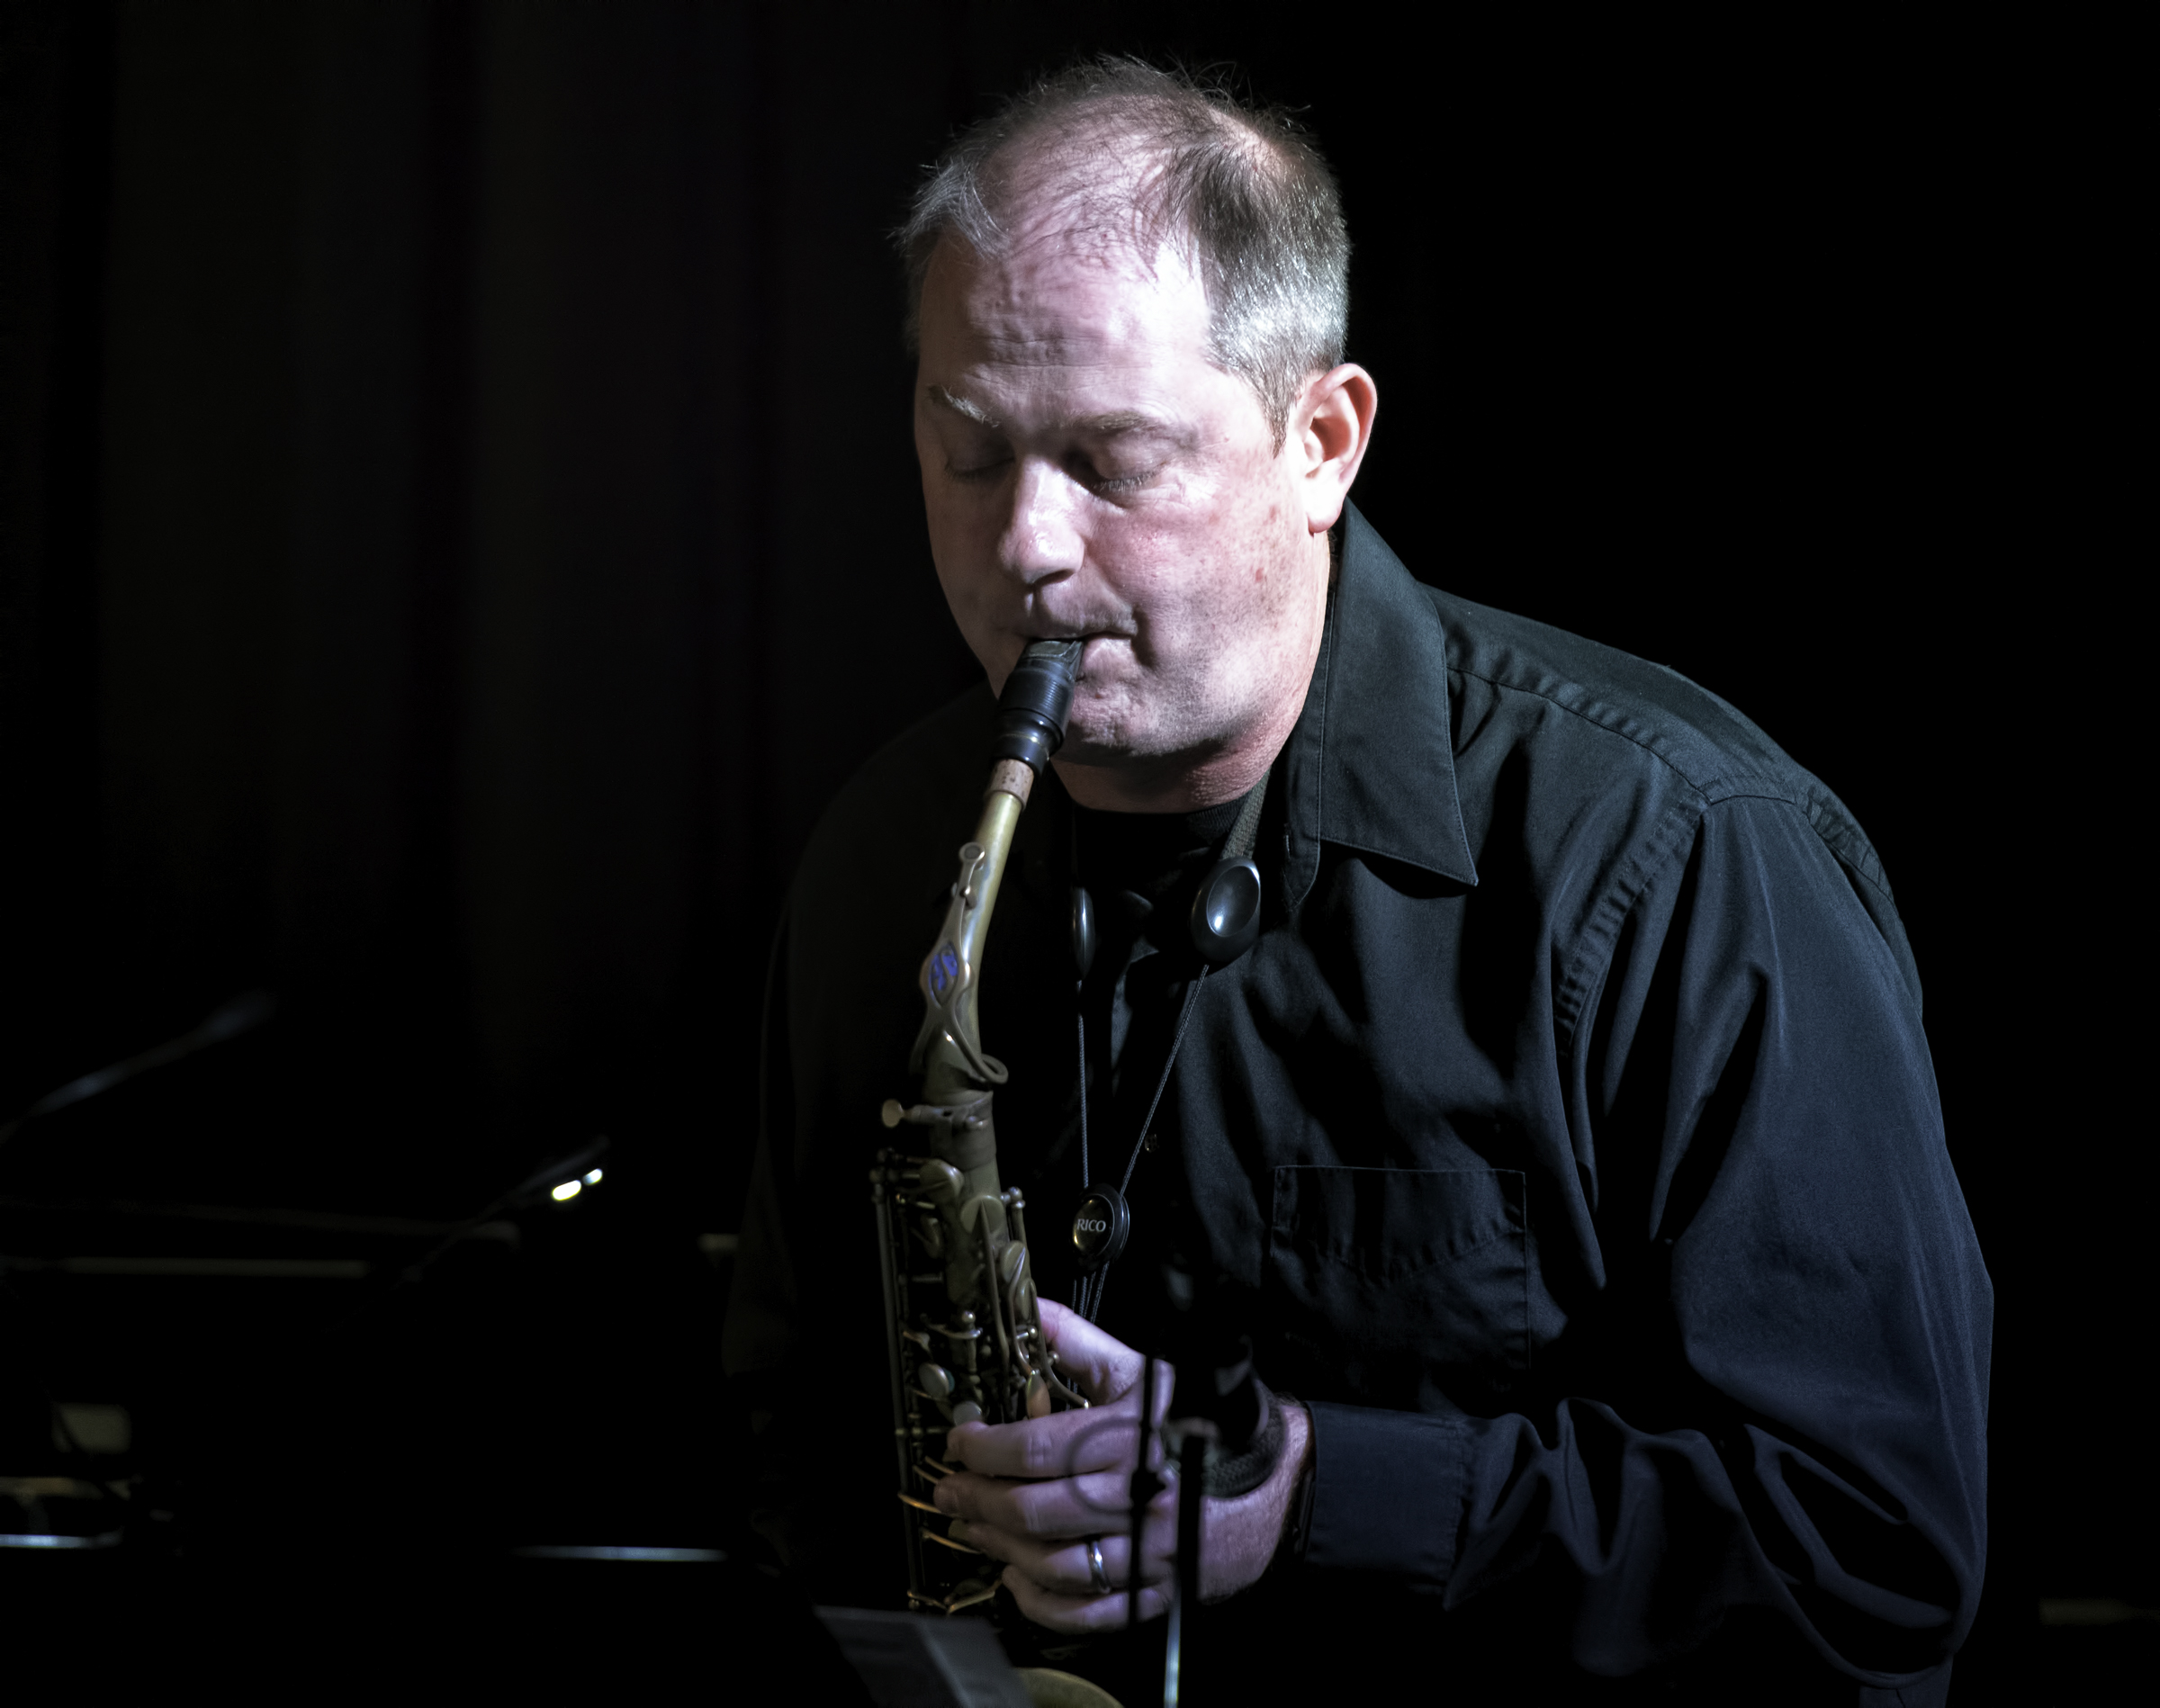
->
xmin=1072 ymin=791 xmax=1246 ymax=1088
xmin=1064 ymin=786 xmax=1249 ymax=1283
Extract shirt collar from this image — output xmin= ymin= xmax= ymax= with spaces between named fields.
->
xmin=1279 ymin=503 xmax=1480 ymax=906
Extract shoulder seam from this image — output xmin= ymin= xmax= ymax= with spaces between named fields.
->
xmin=1551 ymin=793 xmax=1705 ymax=1055
xmin=1444 ymin=661 xmax=1889 ymax=903
xmin=1447 ymin=661 xmax=1786 ymax=809
xmin=1551 ymin=791 xmax=1895 ymax=1066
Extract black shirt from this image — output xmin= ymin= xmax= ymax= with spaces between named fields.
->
xmin=724 ymin=507 xmax=1989 ymax=1704
xmin=1066 ymin=794 xmax=1246 ymax=1214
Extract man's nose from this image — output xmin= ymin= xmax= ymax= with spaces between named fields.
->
xmin=998 ymin=460 xmax=1086 ymax=586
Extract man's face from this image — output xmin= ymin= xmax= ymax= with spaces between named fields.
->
xmin=913 ymin=216 xmax=1334 ymax=801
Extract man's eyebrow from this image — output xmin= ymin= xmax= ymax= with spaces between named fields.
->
xmin=1075 ymin=410 xmax=1166 ymax=436
xmin=926 ymin=386 xmax=1001 ymax=428
xmin=923 ymin=389 xmax=1184 ymax=443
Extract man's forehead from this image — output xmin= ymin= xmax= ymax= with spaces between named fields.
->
xmin=922 ymin=227 xmax=1210 ymax=378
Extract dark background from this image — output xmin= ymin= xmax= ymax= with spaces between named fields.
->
xmin=0 ymin=2 xmax=2134 ymax=1699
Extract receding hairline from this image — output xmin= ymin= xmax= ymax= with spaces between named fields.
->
xmin=955 ymin=96 xmax=1308 ymax=268
xmin=897 ymin=57 xmax=1352 ymax=446
xmin=921 ymin=206 xmax=1208 ymax=292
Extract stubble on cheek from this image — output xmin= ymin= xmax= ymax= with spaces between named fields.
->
xmin=1066 ymin=463 xmax=1306 ymax=767
xmin=924 ymin=505 xmax=1021 ymax=688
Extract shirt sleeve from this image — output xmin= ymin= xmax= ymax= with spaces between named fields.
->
xmin=1296 ymin=795 xmax=1991 ymax=1695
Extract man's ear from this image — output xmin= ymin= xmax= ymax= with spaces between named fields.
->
xmin=1291 ymin=364 xmax=1378 ymax=535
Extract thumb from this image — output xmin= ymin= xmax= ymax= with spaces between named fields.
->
xmin=1039 ymin=1298 xmax=1145 ymax=1403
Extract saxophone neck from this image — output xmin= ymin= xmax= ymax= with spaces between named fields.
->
xmin=904 ymin=638 xmax=1082 ymax=1098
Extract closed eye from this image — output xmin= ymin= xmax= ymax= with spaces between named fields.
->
xmin=1075 ymin=458 xmax=1161 ymax=495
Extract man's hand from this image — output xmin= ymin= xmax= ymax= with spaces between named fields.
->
xmin=933 ymin=1299 xmax=1313 ymax=1633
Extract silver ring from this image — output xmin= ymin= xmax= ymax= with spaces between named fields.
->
xmin=1087 ymin=1535 xmax=1112 ymax=1596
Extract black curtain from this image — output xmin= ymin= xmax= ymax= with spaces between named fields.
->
xmin=0 ymin=0 xmax=2130 ymax=1686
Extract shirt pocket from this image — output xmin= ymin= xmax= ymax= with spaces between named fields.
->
xmin=1265 ymin=1165 xmax=1529 ymax=1413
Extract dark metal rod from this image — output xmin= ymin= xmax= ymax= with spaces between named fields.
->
xmin=873 ymin=1168 xmax=923 ymax=1605
xmin=1130 ymin=1348 xmax=1156 ymax=1637
xmin=1165 ymin=1423 xmax=1207 ymax=1708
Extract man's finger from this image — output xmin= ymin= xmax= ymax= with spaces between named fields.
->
xmin=950 ymin=1522 xmax=1158 ymax=1599
xmin=936 ymin=1467 xmax=1177 ymax=1541
xmin=946 ymin=1397 xmax=1146 ymax=1482
xmin=1003 ymin=1569 xmax=1173 ymax=1635
xmin=1036 ymin=1299 xmax=1144 ymax=1401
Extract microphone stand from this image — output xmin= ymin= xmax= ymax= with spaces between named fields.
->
xmin=1155 ymin=1256 xmax=1274 ymax=1708
xmin=1161 ymin=1410 xmax=1212 ymax=1708
xmin=1130 ymin=1349 xmax=1158 ymax=1641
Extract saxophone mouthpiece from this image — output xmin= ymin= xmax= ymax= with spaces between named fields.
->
xmin=991 ymin=639 xmax=1083 ymax=775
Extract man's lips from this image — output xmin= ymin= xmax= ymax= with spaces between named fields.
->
xmin=1022 ymin=629 xmax=1129 ymax=652
xmin=1072 ymin=634 xmax=1133 ymax=680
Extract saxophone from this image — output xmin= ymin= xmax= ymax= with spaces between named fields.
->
xmin=873 ymin=638 xmax=1092 ymax=1614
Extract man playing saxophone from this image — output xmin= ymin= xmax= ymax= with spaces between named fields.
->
xmin=724 ymin=58 xmax=1988 ymax=1705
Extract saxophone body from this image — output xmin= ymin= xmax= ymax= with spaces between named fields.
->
xmin=873 ymin=639 xmax=1089 ymax=1614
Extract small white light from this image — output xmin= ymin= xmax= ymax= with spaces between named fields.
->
xmin=551 ymin=1179 xmax=582 ymax=1202
xmin=583 ymin=1168 xmax=604 ymax=1186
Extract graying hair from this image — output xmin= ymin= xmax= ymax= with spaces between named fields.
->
xmin=898 ymin=58 xmax=1349 ymax=445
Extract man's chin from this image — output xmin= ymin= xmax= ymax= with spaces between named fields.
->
xmin=1048 ymin=737 xmax=1130 ymax=771
xmin=1053 ymin=727 xmax=1216 ymax=780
